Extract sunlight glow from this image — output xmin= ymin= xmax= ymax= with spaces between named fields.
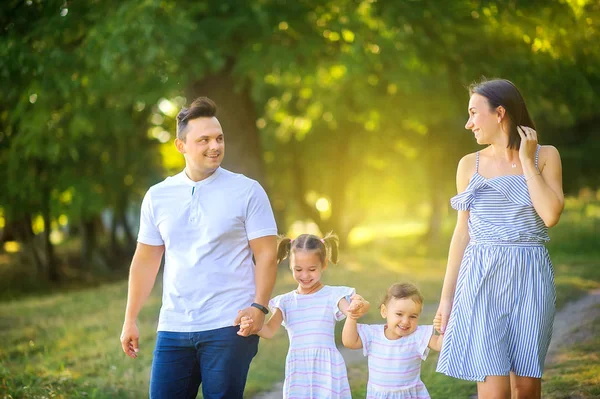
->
xmin=50 ymin=230 xmax=64 ymax=245
xmin=287 ymin=220 xmax=322 ymax=239
xmin=316 ymin=197 xmax=330 ymax=212
xmin=32 ymin=215 xmax=45 ymax=234
xmin=4 ymin=241 xmax=20 ymax=253
xmin=158 ymin=99 xmax=178 ymax=117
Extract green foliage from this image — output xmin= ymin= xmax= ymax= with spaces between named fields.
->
xmin=1 ymin=0 xmax=599 ymax=266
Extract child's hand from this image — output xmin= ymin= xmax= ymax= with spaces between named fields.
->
xmin=433 ymin=314 xmax=443 ymax=334
xmin=347 ymin=294 xmax=370 ymax=320
xmin=237 ymin=315 xmax=254 ymax=336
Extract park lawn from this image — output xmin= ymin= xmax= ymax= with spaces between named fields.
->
xmin=0 ymin=215 xmax=598 ymax=398
xmin=0 ymin=248 xmax=455 ymax=398
xmin=542 ymin=307 xmax=600 ymax=399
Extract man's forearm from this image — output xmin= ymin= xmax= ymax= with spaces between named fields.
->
xmin=124 ymin=245 xmax=163 ymax=323
xmin=253 ymin=253 xmax=277 ymax=306
xmin=124 ymin=262 xmax=159 ymax=323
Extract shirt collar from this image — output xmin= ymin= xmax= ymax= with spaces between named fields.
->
xmin=175 ymin=167 xmax=222 ymax=187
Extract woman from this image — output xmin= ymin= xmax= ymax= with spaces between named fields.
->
xmin=435 ymin=79 xmax=564 ymax=398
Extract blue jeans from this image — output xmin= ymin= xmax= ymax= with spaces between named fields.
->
xmin=150 ymin=326 xmax=259 ymax=399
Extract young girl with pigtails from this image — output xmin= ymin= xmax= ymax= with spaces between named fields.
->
xmin=238 ymin=232 xmax=370 ymax=399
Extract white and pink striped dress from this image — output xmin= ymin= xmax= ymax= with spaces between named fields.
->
xmin=357 ymin=324 xmax=434 ymax=399
xmin=269 ymin=285 xmax=354 ymax=399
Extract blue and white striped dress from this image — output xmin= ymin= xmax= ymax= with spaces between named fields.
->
xmin=437 ymin=146 xmax=556 ymax=381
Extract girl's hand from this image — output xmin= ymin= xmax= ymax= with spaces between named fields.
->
xmin=434 ymin=300 xmax=452 ymax=334
xmin=237 ymin=315 xmax=254 ymax=336
xmin=433 ymin=314 xmax=442 ymax=333
xmin=347 ymin=294 xmax=370 ymax=320
xmin=517 ymin=125 xmax=538 ymax=165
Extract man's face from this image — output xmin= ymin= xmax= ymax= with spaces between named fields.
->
xmin=176 ymin=117 xmax=225 ymax=174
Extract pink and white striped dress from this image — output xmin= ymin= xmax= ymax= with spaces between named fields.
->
xmin=269 ymin=285 xmax=354 ymax=399
xmin=357 ymin=324 xmax=434 ymax=399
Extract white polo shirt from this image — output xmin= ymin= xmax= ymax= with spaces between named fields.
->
xmin=137 ymin=167 xmax=278 ymax=332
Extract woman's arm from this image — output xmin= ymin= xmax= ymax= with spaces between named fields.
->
xmin=518 ymin=131 xmax=564 ymax=227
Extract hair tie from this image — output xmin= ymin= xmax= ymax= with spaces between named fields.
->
xmin=320 ymin=238 xmax=325 ymax=244
xmin=290 ymin=239 xmax=295 ymax=245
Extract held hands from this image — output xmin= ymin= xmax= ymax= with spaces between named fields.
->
xmin=517 ymin=125 xmax=538 ymax=165
xmin=347 ymin=294 xmax=370 ymax=320
xmin=433 ymin=314 xmax=442 ymax=334
xmin=434 ymin=300 xmax=452 ymax=335
xmin=234 ymin=306 xmax=265 ymax=337
xmin=238 ymin=316 xmax=254 ymax=336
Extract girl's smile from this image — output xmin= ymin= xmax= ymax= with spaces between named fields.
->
xmin=381 ymin=297 xmax=422 ymax=340
xmin=291 ymin=250 xmax=327 ymax=294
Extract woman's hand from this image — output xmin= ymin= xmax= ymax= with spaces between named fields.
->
xmin=434 ymin=300 xmax=453 ymax=334
xmin=517 ymin=125 xmax=538 ymax=165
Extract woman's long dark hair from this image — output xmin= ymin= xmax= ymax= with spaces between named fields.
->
xmin=469 ymin=79 xmax=536 ymax=150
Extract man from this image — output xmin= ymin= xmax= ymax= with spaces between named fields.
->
xmin=120 ymin=97 xmax=278 ymax=398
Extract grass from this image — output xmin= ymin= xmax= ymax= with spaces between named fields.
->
xmin=0 ymin=211 xmax=598 ymax=398
xmin=542 ymin=307 xmax=600 ymax=399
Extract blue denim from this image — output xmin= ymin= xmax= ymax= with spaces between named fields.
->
xmin=150 ymin=326 xmax=259 ymax=399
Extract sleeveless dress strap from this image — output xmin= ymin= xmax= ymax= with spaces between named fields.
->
xmin=475 ymin=151 xmax=480 ymax=173
xmin=535 ymin=145 xmax=541 ymax=170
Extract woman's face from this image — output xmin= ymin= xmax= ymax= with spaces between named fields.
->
xmin=465 ymin=93 xmax=501 ymax=145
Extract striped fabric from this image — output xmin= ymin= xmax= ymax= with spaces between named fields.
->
xmin=269 ymin=285 xmax=354 ymax=399
xmin=437 ymin=146 xmax=556 ymax=382
xmin=358 ymin=324 xmax=433 ymax=399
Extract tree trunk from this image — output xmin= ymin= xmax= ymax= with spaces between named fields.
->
xmin=5 ymin=214 xmax=45 ymax=274
xmin=110 ymin=209 xmax=121 ymax=258
xmin=189 ymin=65 xmax=265 ymax=183
xmin=41 ymin=185 xmax=60 ymax=281
xmin=119 ymin=207 xmax=135 ymax=251
xmin=80 ymin=217 xmax=96 ymax=268
xmin=288 ymin=129 xmax=357 ymax=248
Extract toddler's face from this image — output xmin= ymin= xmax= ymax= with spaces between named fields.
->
xmin=381 ymin=297 xmax=421 ymax=339
xmin=290 ymin=250 xmax=325 ymax=292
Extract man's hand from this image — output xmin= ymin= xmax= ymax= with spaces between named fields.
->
xmin=234 ymin=306 xmax=265 ymax=336
xmin=347 ymin=294 xmax=370 ymax=320
xmin=120 ymin=321 xmax=140 ymax=359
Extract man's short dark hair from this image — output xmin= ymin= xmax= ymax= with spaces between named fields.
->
xmin=176 ymin=97 xmax=218 ymax=141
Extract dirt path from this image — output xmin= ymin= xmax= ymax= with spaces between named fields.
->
xmin=545 ymin=287 xmax=600 ymax=364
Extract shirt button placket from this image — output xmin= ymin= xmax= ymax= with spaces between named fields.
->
xmin=189 ymin=186 xmax=199 ymax=223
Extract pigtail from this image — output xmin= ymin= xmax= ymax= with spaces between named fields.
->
xmin=322 ymin=232 xmax=339 ymax=264
xmin=277 ymin=236 xmax=292 ymax=264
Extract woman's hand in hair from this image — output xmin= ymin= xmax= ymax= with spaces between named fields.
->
xmin=517 ymin=125 xmax=539 ymax=165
